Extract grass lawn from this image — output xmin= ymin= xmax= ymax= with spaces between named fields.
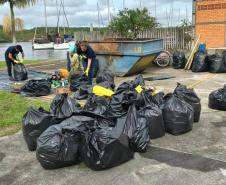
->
xmin=0 ymin=59 xmax=66 ymax=68
xmin=0 ymin=91 xmax=51 ymax=137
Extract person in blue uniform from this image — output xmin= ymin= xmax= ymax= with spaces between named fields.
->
xmin=67 ymin=42 xmax=80 ymax=72
xmin=77 ymin=41 xmax=96 ymax=85
xmin=5 ymin=45 xmax=24 ymax=81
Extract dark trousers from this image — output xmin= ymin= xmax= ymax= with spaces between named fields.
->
xmin=82 ymin=57 xmax=96 ymax=85
xmin=67 ymin=52 xmax=73 ymax=72
xmin=5 ymin=55 xmax=15 ymax=77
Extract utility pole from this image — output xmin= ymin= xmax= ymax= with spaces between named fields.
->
xmin=123 ymin=0 xmax=125 ymax=9
xmin=191 ymin=0 xmax=197 ymax=48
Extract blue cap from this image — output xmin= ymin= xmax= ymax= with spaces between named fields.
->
xmin=55 ymin=69 xmax=60 ymax=74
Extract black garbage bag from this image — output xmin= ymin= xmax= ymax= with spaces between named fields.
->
xmin=83 ymin=94 xmax=109 ymax=117
xmin=161 ymin=95 xmax=194 ymax=135
xmin=173 ymin=51 xmax=186 ymax=69
xmin=96 ymin=70 xmax=115 ymax=90
xmin=138 ymin=105 xmax=165 ymax=139
xmin=208 ymin=52 xmax=226 ymax=73
xmin=152 ymin=92 xmax=165 ymax=107
xmin=36 ymin=123 xmax=81 ymax=169
xmin=93 ymin=59 xmax=99 ymax=78
xmin=20 ymin=79 xmax=51 ymax=97
xmin=192 ymin=51 xmax=209 ymax=72
xmin=121 ymin=90 xmax=138 ymax=111
xmin=96 ymin=81 xmax=114 ymax=91
xmin=209 ymin=85 xmax=226 ymax=110
xmin=116 ymin=105 xmax=150 ymax=153
xmin=133 ymin=74 xmax=145 ymax=87
xmin=79 ymin=127 xmax=133 ymax=170
xmin=14 ymin=63 xmax=28 ymax=81
xmin=80 ymin=110 xmax=115 ymax=127
xmin=70 ymin=72 xmax=89 ymax=92
xmin=73 ymin=85 xmax=93 ymax=100
xmin=107 ymin=82 xmax=130 ymax=119
xmin=174 ymin=83 xmax=201 ymax=122
xmin=49 ymin=93 xmax=81 ymax=119
xmin=22 ymin=107 xmax=53 ymax=151
xmin=107 ymin=75 xmax=146 ymax=119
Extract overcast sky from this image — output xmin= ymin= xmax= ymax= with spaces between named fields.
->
xmin=0 ymin=0 xmax=192 ymax=29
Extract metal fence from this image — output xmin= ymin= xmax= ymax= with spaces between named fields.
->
xmin=74 ymin=27 xmax=192 ymax=50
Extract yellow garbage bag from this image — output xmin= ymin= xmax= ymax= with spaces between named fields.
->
xmin=93 ymin=86 xmax=114 ymax=97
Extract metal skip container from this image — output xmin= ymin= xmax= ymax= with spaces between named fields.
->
xmin=89 ymin=38 xmax=163 ymax=77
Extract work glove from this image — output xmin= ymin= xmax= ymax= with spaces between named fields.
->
xmin=20 ymin=59 xmax=24 ymax=63
xmin=84 ymin=68 xmax=90 ymax=76
xmin=79 ymin=55 xmax=83 ymax=60
xmin=14 ymin=60 xmax=20 ymax=63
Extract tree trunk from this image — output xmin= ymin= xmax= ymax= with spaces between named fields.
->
xmin=10 ymin=0 xmax=16 ymax=45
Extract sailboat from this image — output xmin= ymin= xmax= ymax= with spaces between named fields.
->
xmin=54 ymin=0 xmax=74 ymax=50
xmin=32 ymin=0 xmax=54 ymax=50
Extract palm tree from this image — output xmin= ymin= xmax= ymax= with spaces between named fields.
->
xmin=0 ymin=0 xmax=37 ymax=44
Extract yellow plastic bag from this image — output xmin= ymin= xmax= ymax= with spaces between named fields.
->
xmin=135 ymin=85 xmax=143 ymax=94
xmin=93 ymin=86 xmax=114 ymax=97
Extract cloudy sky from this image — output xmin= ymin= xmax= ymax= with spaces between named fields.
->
xmin=0 ymin=0 xmax=192 ymax=29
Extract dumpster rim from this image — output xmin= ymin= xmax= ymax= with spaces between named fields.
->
xmin=89 ymin=38 xmax=163 ymax=43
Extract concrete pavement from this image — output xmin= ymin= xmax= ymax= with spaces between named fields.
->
xmin=0 ymin=61 xmax=226 ymax=185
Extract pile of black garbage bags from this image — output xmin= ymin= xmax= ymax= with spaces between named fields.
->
xmin=173 ymin=50 xmax=226 ymax=73
xmin=22 ymin=72 xmax=201 ymax=171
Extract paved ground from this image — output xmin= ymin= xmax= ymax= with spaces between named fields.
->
xmin=1 ymin=60 xmax=226 ymax=185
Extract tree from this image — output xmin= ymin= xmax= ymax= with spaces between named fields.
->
xmin=180 ymin=19 xmax=191 ymax=29
xmin=107 ymin=8 xmax=157 ymax=40
xmin=0 ymin=0 xmax=37 ymax=44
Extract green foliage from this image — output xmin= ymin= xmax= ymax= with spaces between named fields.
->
xmin=180 ymin=19 xmax=191 ymax=29
xmin=107 ymin=8 xmax=157 ymax=39
xmin=0 ymin=25 xmax=105 ymax=42
xmin=0 ymin=91 xmax=50 ymax=137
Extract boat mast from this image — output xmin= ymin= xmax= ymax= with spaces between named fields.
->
xmin=44 ymin=0 xmax=48 ymax=36
xmin=108 ymin=0 xmax=110 ymax=24
xmin=97 ymin=2 xmax=100 ymax=30
xmin=63 ymin=0 xmax=65 ymax=35
xmin=34 ymin=3 xmax=41 ymax=39
xmin=56 ymin=0 xmax=59 ymax=34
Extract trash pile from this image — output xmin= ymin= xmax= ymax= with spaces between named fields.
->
xmin=173 ymin=50 xmax=226 ymax=73
xmin=22 ymin=72 xmax=202 ymax=171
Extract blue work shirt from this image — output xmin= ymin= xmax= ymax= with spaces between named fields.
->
xmin=68 ymin=44 xmax=77 ymax=55
xmin=77 ymin=45 xmax=96 ymax=62
xmin=5 ymin=46 xmax=23 ymax=58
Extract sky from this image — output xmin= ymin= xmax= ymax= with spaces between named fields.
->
xmin=0 ymin=0 xmax=192 ymax=29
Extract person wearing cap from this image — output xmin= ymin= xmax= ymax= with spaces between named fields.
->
xmin=5 ymin=45 xmax=24 ymax=81
xmin=77 ymin=41 xmax=96 ymax=85
xmin=67 ymin=41 xmax=80 ymax=72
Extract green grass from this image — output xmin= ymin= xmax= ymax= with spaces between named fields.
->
xmin=0 ymin=91 xmax=51 ymax=137
xmin=0 ymin=59 xmax=66 ymax=68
